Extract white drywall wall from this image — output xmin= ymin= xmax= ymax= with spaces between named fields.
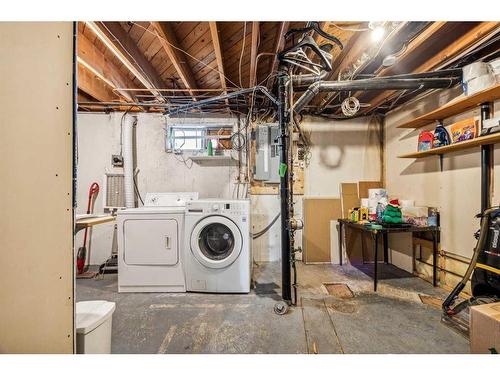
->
xmin=385 ymin=86 xmax=500 ymax=272
xmin=302 ymin=115 xmax=382 ymax=196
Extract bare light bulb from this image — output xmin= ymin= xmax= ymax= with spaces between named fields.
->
xmin=371 ymin=26 xmax=385 ymax=42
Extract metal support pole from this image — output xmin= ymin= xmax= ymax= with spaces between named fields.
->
xmin=278 ymin=70 xmax=292 ymax=305
xmin=480 ymin=103 xmax=492 ymax=212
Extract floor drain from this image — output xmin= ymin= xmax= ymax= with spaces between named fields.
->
xmin=323 ymin=283 xmax=354 ymax=298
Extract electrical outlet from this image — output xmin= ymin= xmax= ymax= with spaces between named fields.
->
xmin=111 ymin=154 xmax=124 ymax=167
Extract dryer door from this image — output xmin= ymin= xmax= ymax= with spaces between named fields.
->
xmin=124 ymin=218 xmax=179 ymax=265
xmin=190 ymin=215 xmax=242 ymax=269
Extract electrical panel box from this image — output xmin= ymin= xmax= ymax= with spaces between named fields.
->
xmin=254 ymin=124 xmax=280 ymax=183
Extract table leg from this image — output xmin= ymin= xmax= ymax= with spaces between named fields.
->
xmin=338 ymin=221 xmax=343 ymax=266
xmin=432 ymin=230 xmax=438 ymax=287
xmin=374 ymin=232 xmax=379 ymax=292
xmin=383 ymin=232 xmax=389 ymax=264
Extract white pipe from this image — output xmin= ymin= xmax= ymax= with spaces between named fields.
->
xmin=123 ymin=114 xmax=136 ymax=208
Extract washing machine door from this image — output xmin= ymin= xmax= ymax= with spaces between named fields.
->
xmin=190 ymin=215 xmax=242 ymax=269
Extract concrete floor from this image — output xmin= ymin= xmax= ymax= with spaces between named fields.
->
xmin=76 ymin=262 xmax=469 ymax=354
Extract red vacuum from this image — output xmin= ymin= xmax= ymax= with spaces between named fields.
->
xmin=77 ymin=182 xmax=100 ymax=274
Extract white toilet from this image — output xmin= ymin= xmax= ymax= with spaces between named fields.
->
xmin=76 ymin=300 xmax=116 ymax=354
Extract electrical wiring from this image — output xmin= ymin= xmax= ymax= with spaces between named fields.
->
xmin=239 ymin=22 xmax=247 ymax=88
xmin=341 ymin=95 xmax=360 ymax=116
xmin=131 ymin=22 xmax=242 ymax=90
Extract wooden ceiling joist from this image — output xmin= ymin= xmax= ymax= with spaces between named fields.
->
xmin=267 ymin=21 xmax=290 ymax=89
xmin=87 ymin=21 xmax=166 ymax=102
xmin=151 ymin=22 xmax=198 ymax=99
xmin=77 ymin=63 xmax=118 ymax=102
xmin=208 ymin=21 xmax=229 ymax=106
xmin=77 ymin=31 xmax=136 ymax=101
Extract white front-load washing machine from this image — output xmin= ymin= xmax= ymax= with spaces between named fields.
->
xmin=117 ymin=192 xmax=198 ymax=293
xmin=184 ymin=199 xmax=251 ymax=293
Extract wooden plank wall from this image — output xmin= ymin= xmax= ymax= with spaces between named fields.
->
xmin=0 ymin=22 xmax=74 ymax=353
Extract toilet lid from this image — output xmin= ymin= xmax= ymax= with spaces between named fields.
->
xmin=76 ymin=300 xmax=116 ymax=334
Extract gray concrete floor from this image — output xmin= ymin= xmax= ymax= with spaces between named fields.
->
xmin=76 ymin=262 xmax=469 ymax=354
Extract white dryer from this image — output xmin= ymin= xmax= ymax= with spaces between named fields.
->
xmin=184 ymin=199 xmax=251 ymax=293
xmin=117 ymin=192 xmax=198 ymax=293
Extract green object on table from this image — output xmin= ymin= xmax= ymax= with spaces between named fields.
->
xmin=279 ymin=163 xmax=287 ymax=177
xmin=382 ymin=205 xmax=403 ymax=224
xmin=207 ymin=140 xmax=213 ymax=156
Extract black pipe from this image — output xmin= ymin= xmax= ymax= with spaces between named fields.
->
xmin=278 ymin=70 xmax=292 ymax=305
xmin=481 ymin=103 xmax=492 ymax=212
xmin=293 ymin=76 xmax=461 ymax=113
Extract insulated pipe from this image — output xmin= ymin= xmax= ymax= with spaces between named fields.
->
xmin=123 ymin=114 xmax=136 ymax=208
xmin=293 ymin=76 xmax=461 ymax=113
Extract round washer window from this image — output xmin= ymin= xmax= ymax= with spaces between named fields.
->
xmin=198 ymin=223 xmax=235 ymax=261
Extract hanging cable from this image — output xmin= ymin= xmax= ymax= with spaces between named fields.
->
xmin=252 ymin=213 xmax=281 ymax=239
xmin=239 ymin=22 xmax=248 ymax=88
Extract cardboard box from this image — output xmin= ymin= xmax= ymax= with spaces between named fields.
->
xmin=470 ymin=302 xmax=500 ymax=354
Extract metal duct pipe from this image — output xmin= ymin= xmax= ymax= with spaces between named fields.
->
xmin=167 ymin=86 xmax=279 ymax=115
xmin=293 ymin=76 xmax=461 ymax=113
xmin=123 ymin=114 xmax=137 ymax=208
xmin=290 ymin=69 xmax=329 ymax=87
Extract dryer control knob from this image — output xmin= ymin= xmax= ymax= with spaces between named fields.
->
xmin=212 ymin=204 xmax=219 ymax=211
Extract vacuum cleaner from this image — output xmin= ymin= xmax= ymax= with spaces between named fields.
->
xmin=442 ymin=206 xmax=500 ymax=336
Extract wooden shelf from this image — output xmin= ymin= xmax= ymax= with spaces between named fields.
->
xmin=398 ymin=132 xmax=500 ymax=158
xmin=189 ymin=155 xmax=236 ymax=164
xmin=397 ymin=83 xmax=500 ymax=129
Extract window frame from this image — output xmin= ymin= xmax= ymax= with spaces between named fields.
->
xmin=166 ymin=124 xmax=233 ymax=152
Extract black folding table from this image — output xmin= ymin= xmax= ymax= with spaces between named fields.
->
xmin=337 ymin=219 xmax=440 ymax=291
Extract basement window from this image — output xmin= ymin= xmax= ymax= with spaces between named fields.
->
xmin=168 ymin=127 xmax=207 ymax=151
xmin=167 ymin=125 xmax=233 ymax=151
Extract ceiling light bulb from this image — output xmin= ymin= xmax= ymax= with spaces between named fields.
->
xmin=371 ymin=26 xmax=385 ymax=42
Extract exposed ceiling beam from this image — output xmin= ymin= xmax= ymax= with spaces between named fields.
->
xmin=77 ymin=63 xmax=118 ymax=102
xmin=77 ymin=31 xmax=136 ymax=101
xmin=86 ymin=21 xmax=165 ymax=102
xmin=249 ymin=22 xmax=260 ymax=88
xmin=150 ymin=22 xmax=198 ymax=99
xmin=208 ymin=21 xmax=229 ymax=107
xmin=267 ymin=21 xmax=290 ymax=89
xmin=365 ymin=22 xmax=500 ymax=114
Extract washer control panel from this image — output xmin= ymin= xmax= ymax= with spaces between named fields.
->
xmin=187 ymin=200 xmax=249 ymax=216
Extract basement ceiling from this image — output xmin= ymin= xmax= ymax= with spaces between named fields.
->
xmin=77 ymin=21 xmax=500 ymax=117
